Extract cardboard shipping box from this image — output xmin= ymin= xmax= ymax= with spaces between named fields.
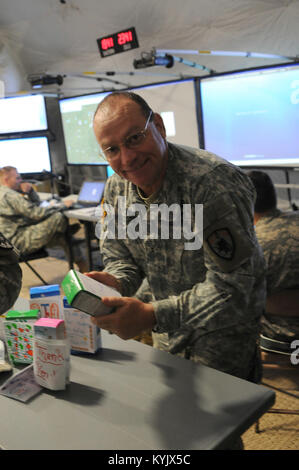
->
xmin=30 ymin=284 xmax=63 ymax=319
xmin=4 ymin=309 xmax=39 ymax=364
xmin=63 ymin=297 xmax=101 ymax=354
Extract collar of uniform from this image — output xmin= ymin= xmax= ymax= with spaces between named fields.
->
xmin=0 ymin=186 xmax=20 ymax=196
xmin=136 ymin=185 xmax=160 ymax=206
xmin=158 ymin=143 xmax=179 ymax=203
xmin=131 ymin=143 xmax=177 ymax=206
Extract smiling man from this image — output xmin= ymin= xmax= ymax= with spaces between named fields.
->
xmin=89 ymin=91 xmax=266 ymax=383
xmin=95 ymin=95 xmax=168 ymax=196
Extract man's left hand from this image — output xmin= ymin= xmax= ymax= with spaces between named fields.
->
xmin=91 ymin=297 xmax=156 ymax=340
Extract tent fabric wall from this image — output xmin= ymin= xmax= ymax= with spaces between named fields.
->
xmin=0 ymin=0 xmax=298 ymax=96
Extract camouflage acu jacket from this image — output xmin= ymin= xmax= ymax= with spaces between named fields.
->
xmin=0 ymin=232 xmax=22 ymax=314
xmin=99 ymin=143 xmax=266 ymax=379
xmin=255 ymin=208 xmax=299 ymax=341
xmin=0 ymin=186 xmax=62 ymax=243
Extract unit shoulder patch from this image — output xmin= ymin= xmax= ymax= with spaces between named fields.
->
xmin=206 ymin=228 xmax=235 ymax=260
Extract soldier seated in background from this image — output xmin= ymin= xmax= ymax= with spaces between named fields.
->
xmin=0 ymin=166 xmax=88 ymax=273
xmin=0 ymin=232 xmax=22 ymax=314
xmin=248 ymin=170 xmax=299 ymax=354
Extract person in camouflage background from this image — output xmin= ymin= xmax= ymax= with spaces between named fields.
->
xmin=0 ymin=232 xmax=22 ymax=314
xmin=248 ymin=170 xmax=299 ymax=344
xmin=0 ymin=166 xmax=87 ymax=272
xmin=88 ymin=91 xmax=266 ymax=383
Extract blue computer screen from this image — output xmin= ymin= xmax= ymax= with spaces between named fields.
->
xmin=78 ymin=181 xmax=105 ymax=203
xmin=106 ymin=165 xmax=115 ymax=178
xmin=59 ymin=79 xmax=199 ymax=166
xmin=200 ymin=63 xmax=299 ymax=166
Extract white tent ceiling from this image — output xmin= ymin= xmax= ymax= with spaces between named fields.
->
xmin=0 ymin=0 xmax=299 ymax=97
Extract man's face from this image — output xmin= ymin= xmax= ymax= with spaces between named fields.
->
xmin=93 ymin=97 xmax=168 ymax=195
xmin=6 ymin=169 xmax=22 ymax=190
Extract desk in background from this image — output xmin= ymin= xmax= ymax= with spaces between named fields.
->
xmin=0 ymin=330 xmax=275 ymax=450
xmin=36 ymin=193 xmax=101 ymax=270
xmin=64 ymin=207 xmax=100 ymax=271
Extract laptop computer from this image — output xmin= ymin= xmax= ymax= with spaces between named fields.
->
xmin=73 ymin=181 xmax=105 ymax=209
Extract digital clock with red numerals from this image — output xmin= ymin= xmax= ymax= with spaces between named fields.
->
xmin=97 ymin=27 xmax=139 ymax=58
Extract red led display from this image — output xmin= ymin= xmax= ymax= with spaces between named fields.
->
xmin=117 ymin=30 xmax=133 ymax=46
xmin=97 ymin=27 xmax=139 ymax=58
xmin=101 ymin=37 xmax=114 ymax=51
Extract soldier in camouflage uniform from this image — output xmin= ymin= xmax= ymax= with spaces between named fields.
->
xmin=248 ymin=170 xmax=299 ymax=345
xmin=0 ymin=166 xmax=87 ymax=271
xmin=88 ymin=91 xmax=266 ymax=382
xmin=0 ymin=232 xmax=22 ymax=314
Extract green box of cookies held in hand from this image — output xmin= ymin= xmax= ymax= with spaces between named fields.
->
xmin=61 ymin=270 xmax=121 ymax=317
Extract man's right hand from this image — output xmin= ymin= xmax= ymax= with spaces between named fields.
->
xmin=91 ymin=297 xmax=156 ymax=340
xmin=84 ymin=271 xmax=122 ymax=293
xmin=19 ymin=182 xmax=33 ymax=193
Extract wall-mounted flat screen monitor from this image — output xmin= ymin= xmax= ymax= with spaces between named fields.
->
xmin=0 ymin=94 xmax=48 ymax=134
xmin=59 ymin=78 xmax=199 ymax=166
xmin=0 ymin=136 xmax=51 ymax=173
xmin=133 ymin=79 xmax=199 ymax=148
xmin=59 ymin=92 xmax=109 ymax=165
xmin=200 ymin=63 xmax=299 ymax=167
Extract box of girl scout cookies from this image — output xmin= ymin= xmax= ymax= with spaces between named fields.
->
xmin=33 ymin=318 xmax=70 ymax=390
xmin=29 ymin=284 xmax=63 ymax=319
xmin=63 ymin=297 xmax=101 ymax=354
xmin=61 ymin=270 xmax=121 ymax=317
xmin=4 ymin=309 xmax=39 ymax=364
xmin=33 ymin=317 xmax=66 ymax=340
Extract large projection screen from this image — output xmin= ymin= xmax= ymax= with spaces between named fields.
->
xmin=134 ymin=79 xmax=199 ymax=149
xmin=59 ymin=79 xmax=199 ymax=166
xmin=200 ymin=63 xmax=299 ymax=167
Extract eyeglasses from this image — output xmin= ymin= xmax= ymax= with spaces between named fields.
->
xmin=102 ymin=110 xmax=153 ymax=161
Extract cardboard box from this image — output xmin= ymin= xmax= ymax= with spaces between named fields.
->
xmin=33 ymin=336 xmax=70 ymax=391
xmin=33 ymin=318 xmax=66 ymax=340
xmin=0 ymin=314 xmax=6 ymax=342
xmin=61 ymin=270 xmax=121 ymax=317
xmin=30 ymin=284 xmax=63 ymax=319
xmin=0 ymin=298 xmax=30 ymax=342
xmin=63 ymin=297 xmax=101 ymax=354
xmin=4 ymin=309 xmax=39 ymax=364
xmin=33 ymin=318 xmax=70 ymax=389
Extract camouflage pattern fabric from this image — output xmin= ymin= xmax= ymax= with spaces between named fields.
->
xmin=0 ymin=232 xmax=22 ymax=314
xmin=99 ymin=143 xmax=266 ymax=381
xmin=135 ymin=278 xmax=169 ymax=350
xmin=255 ymin=208 xmax=299 ymax=342
xmin=0 ymin=186 xmax=83 ymax=262
xmin=22 ymin=187 xmax=42 ymax=205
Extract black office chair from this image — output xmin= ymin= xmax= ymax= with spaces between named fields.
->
xmin=19 ymin=248 xmax=49 ymax=285
xmin=255 ymin=292 xmax=299 ymax=433
xmin=255 ymin=335 xmax=299 ymax=433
